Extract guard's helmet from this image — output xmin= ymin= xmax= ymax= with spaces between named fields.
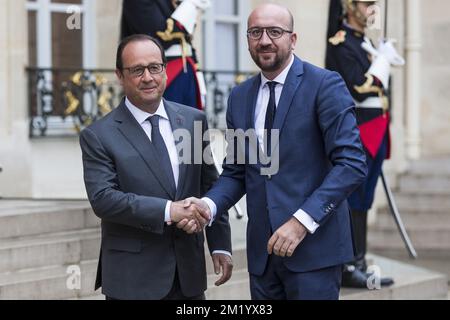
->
xmin=342 ymin=0 xmax=378 ymax=25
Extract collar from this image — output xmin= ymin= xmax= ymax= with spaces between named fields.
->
xmin=260 ymin=54 xmax=294 ymax=88
xmin=343 ymin=21 xmax=365 ymax=38
xmin=125 ymin=97 xmax=169 ymax=125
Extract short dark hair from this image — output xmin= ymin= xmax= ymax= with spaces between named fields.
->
xmin=116 ymin=34 xmax=167 ymax=71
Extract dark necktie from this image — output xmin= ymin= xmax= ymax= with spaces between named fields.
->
xmin=264 ymin=81 xmax=277 ymax=156
xmin=148 ymin=115 xmax=176 ymax=198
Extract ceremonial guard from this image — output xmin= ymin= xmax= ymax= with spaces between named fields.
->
xmin=326 ymin=0 xmax=405 ymax=288
xmin=121 ymin=0 xmax=210 ymax=109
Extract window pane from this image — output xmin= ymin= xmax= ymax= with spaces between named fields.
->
xmin=51 ymin=0 xmax=82 ymax=4
xmin=28 ymin=10 xmax=37 ymax=67
xmin=51 ymin=12 xmax=82 ymax=68
xmin=215 ymin=23 xmax=237 ymax=70
xmin=51 ymin=12 xmax=83 ymax=115
xmin=214 ymin=0 xmax=236 ymax=15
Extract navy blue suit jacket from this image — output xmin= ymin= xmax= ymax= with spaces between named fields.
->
xmin=206 ymin=56 xmax=367 ymax=276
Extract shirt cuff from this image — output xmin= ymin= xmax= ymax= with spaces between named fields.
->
xmin=201 ymin=197 xmax=217 ymax=227
xmin=212 ymin=250 xmax=232 ymax=257
xmin=164 ymin=200 xmax=172 ymax=223
xmin=294 ymin=209 xmax=320 ymax=234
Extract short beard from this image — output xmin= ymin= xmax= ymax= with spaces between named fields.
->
xmin=251 ymin=51 xmax=283 ymax=73
xmin=353 ymin=6 xmax=369 ymax=27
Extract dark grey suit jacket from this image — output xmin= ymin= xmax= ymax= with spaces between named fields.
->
xmin=79 ymin=99 xmax=231 ymax=299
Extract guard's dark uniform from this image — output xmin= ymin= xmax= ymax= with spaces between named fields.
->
xmin=325 ymin=0 xmax=395 ymax=288
xmin=121 ymin=0 xmax=203 ymax=109
xmin=326 ymin=24 xmax=390 ymax=212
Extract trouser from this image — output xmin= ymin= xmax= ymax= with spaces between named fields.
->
xmin=249 ymin=254 xmax=342 ymax=300
xmin=106 ymin=268 xmax=205 ymax=300
xmin=349 ymin=209 xmax=368 ymax=271
xmin=347 ymin=135 xmax=388 ymax=270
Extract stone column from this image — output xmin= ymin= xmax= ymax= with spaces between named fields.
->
xmin=0 ymin=0 xmax=32 ymax=197
xmin=405 ymin=0 xmax=422 ymax=160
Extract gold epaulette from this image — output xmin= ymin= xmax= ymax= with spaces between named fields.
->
xmin=156 ymin=18 xmax=185 ymax=42
xmin=328 ymin=30 xmax=347 ymax=46
xmin=156 ymin=18 xmax=189 ymax=71
xmin=354 ymin=74 xmax=389 ymax=113
xmin=354 ymin=74 xmax=382 ymax=95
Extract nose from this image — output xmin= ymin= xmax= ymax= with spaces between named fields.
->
xmin=259 ymin=29 xmax=272 ymax=45
xmin=141 ymin=67 xmax=153 ymax=82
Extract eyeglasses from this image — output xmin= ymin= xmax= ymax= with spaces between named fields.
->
xmin=247 ymin=27 xmax=293 ymax=40
xmin=122 ymin=63 xmax=166 ymax=78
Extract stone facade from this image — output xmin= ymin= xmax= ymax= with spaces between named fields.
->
xmin=0 ymin=0 xmax=447 ymax=199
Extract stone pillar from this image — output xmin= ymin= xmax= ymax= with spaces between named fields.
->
xmin=405 ymin=0 xmax=422 ymax=160
xmin=96 ymin=0 xmax=121 ymax=69
xmin=0 ymin=0 xmax=32 ymax=197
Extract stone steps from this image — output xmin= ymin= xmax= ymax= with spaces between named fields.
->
xmin=374 ymin=210 xmax=450 ymax=230
xmin=72 ymin=254 xmax=449 ymax=300
xmin=0 ymin=228 xmax=100 ymax=272
xmin=0 ymin=260 xmax=98 ymax=300
xmin=0 ymin=200 xmax=99 ymax=239
xmin=340 ymin=255 xmax=448 ymax=300
xmin=406 ymin=157 xmax=450 ymax=175
xmin=390 ymin=192 xmax=450 ymax=213
xmin=369 ymin=226 xmax=450 ymax=251
xmin=0 ymin=200 xmax=101 ymax=299
xmin=1 ymin=199 xmax=447 ymax=300
xmin=399 ymin=174 xmax=450 ymax=194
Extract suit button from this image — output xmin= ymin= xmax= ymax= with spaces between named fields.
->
xmin=267 ymin=175 xmax=272 ymax=180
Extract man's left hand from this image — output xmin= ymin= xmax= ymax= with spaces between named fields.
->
xmin=267 ymin=217 xmax=308 ymax=257
xmin=211 ymin=253 xmax=233 ymax=286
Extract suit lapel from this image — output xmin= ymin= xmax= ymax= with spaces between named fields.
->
xmin=245 ymin=76 xmax=261 ymax=131
xmin=163 ymin=100 xmax=187 ymax=200
xmin=244 ymin=76 xmax=266 ymax=168
xmin=272 ymin=56 xmax=305 ymax=152
xmin=114 ymin=100 xmax=175 ymax=199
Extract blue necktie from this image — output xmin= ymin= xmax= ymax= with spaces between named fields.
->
xmin=264 ymin=81 xmax=277 ymax=156
xmin=148 ymin=115 xmax=176 ymax=198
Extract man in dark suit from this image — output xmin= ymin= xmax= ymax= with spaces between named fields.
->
xmin=186 ymin=3 xmax=367 ymax=300
xmin=121 ymin=0 xmax=210 ymax=109
xmin=79 ymin=34 xmax=232 ymax=300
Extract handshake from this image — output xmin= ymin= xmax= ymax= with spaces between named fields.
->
xmin=169 ymin=197 xmax=211 ymax=234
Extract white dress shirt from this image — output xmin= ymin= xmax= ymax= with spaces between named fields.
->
xmin=204 ymin=54 xmax=320 ymax=234
xmin=126 ymin=98 xmax=231 ymax=257
xmin=125 ymin=98 xmax=178 ymax=223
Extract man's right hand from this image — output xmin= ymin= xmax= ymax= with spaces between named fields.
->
xmin=170 ymin=198 xmax=211 ymax=233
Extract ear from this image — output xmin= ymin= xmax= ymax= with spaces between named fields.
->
xmin=115 ymin=69 xmax=124 ymax=85
xmin=290 ymin=32 xmax=298 ymax=51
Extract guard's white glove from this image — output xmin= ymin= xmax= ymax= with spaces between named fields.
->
xmin=172 ymin=0 xmax=211 ymax=35
xmin=189 ymin=0 xmax=211 ymax=10
xmin=362 ymin=39 xmax=405 ymax=89
xmin=378 ymin=40 xmax=405 ymax=66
